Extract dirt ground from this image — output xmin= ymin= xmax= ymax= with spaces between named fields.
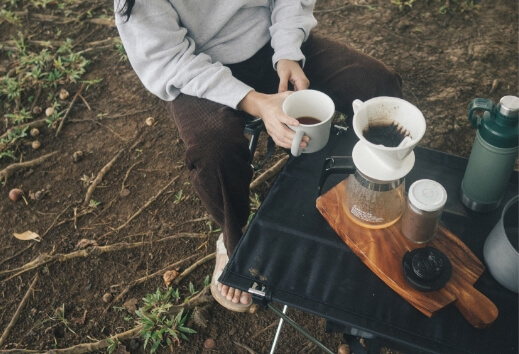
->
xmin=0 ymin=0 xmax=517 ymax=353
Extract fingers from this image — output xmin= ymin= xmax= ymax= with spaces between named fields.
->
xmin=278 ymin=72 xmax=289 ymax=93
xmin=268 ymin=124 xmax=309 ymax=150
xmin=277 ymin=59 xmax=310 ymax=93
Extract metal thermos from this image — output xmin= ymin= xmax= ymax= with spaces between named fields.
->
xmin=461 ymin=96 xmax=519 ymax=212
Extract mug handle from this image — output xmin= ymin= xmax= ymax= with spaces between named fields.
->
xmin=291 ymin=130 xmax=305 ymax=157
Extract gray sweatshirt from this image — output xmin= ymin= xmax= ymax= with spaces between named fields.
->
xmin=114 ymin=0 xmax=317 ymax=109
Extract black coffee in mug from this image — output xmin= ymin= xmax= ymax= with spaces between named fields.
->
xmin=297 ymin=116 xmax=321 ymax=125
xmin=363 ymin=120 xmax=410 ymax=147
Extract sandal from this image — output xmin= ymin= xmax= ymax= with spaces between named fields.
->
xmin=210 ymin=233 xmax=252 ymax=312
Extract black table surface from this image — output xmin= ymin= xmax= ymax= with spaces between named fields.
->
xmin=220 ymin=129 xmax=519 ymax=354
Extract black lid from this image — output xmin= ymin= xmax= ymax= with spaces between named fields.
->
xmin=402 ymin=247 xmax=452 ymax=292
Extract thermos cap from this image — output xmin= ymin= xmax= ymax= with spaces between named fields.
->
xmin=498 ymin=96 xmax=519 ymax=119
xmin=409 ymin=179 xmax=447 ymax=212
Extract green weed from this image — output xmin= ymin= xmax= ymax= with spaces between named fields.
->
xmin=136 ymin=287 xmax=197 ymax=353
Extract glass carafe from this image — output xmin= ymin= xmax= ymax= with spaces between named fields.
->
xmin=345 ymin=170 xmax=405 ymax=229
xmin=318 ymin=156 xmax=405 ymax=229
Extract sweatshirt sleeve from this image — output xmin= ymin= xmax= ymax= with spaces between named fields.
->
xmin=269 ymin=0 xmax=317 ymax=68
xmin=114 ymin=0 xmax=253 ymax=108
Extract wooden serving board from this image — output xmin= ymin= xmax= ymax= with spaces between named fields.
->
xmin=316 ymin=180 xmax=498 ymax=328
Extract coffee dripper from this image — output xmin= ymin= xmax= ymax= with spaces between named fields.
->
xmin=318 ymin=97 xmax=426 ymax=229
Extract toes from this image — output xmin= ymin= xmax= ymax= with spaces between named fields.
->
xmin=232 ymin=289 xmax=242 ymax=304
xmin=226 ymin=287 xmax=236 ymax=302
xmin=220 ymin=284 xmax=229 ymax=297
xmin=240 ymin=292 xmax=252 ymax=305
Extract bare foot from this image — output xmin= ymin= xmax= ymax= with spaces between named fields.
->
xmin=213 ymin=234 xmax=252 ymax=306
xmin=218 ymin=283 xmax=252 ymax=305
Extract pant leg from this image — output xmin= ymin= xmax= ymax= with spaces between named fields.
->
xmin=302 ymin=34 xmax=403 ymax=120
xmin=164 ymin=95 xmax=253 ymax=255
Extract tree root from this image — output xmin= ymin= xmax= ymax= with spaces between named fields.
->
xmin=83 ymin=148 xmax=125 ymax=207
xmin=0 ymin=151 xmax=58 ymax=185
xmin=250 ymin=155 xmax=288 ymax=190
xmin=47 ymin=326 xmax=141 ymax=354
xmin=171 ymin=252 xmax=215 ymax=287
xmin=99 ymin=176 xmax=178 ymax=240
xmin=232 ymin=340 xmax=257 ymax=354
xmin=0 ymin=233 xmax=206 ymax=282
xmin=6 ymin=287 xmax=214 ymax=353
xmin=102 ymin=253 xmax=198 ymax=316
xmin=56 ymin=83 xmax=86 ymax=137
xmin=0 ymin=274 xmax=38 ymax=347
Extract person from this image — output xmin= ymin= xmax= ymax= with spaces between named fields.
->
xmin=114 ymin=0 xmax=403 ymax=312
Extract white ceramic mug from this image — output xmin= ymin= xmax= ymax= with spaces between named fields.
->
xmin=483 ymin=195 xmax=519 ymax=293
xmin=282 ymin=90 xmax=335 ymax=157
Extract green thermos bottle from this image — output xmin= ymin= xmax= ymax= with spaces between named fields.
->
xmin=461 ymin=95 xmax=519 ymax=212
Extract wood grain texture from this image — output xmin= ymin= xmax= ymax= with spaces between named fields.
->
xmin=316 ymin=180 xmax=498 ymax=328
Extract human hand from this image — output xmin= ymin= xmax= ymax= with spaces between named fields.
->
xmin=276 ymin=59 xmax=310 ymax=93
xmin=238 ymin=91 xmax=309 ymax=150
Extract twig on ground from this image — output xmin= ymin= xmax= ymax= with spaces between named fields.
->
xmin=171 ymin=252 xmax=215 ymax=287
xmin=95 ymin=121 xmax=128 ymax=141
xmin=251 ymin=321 xmax=279 ymax=340
xmin=41 ymin=204 xmax=73 ymax=237
xmin=0 ymin=243 xmax=35 ymax=268
xmin=250 ymin=155 xmax=289 ymax=190
xmin=167 ymin=215 xmax=212 ymax=228
xmin=0 ymin=274 xmax=38 ymax=347
xmin=56 ymin=83 xmax=85 ymax=137
xmin=99 ymin=177 xmax=178 ymax=239
xmin=83 ymin=148 xmax=125 ymax=206
xmin=0 ymin=241 xmax=145 ymax=282
xmin=102 ymin=254 xmax=198 ymax=315
xmin=0 ymin=233 xmax=203 ymax=282
xmin=232 ymin=340 xmax=258 ymax=354
xmin=0 ymin=151 xmax=58 ymax=185
xmin=121 ymin=161 xmax=141 ymax=192
xmin=42 ymin=326 xmax=141 ymax=354
xmin=170 ymin=285 xmax=214 ymax=311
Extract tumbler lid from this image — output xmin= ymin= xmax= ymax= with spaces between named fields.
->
xmin=498 ymin=95 xmax=519 ymax=118
xmin=408 ymin=179 xmax=447 ymax=212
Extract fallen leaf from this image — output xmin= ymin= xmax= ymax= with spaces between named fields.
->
xmin=163 ymin=270 xmax=179 ymax=286
xmin=13 ymin=231 xmax=41 ymax=242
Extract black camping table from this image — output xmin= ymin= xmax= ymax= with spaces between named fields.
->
xmin=220 ymin=129 xmax=519 ymax=354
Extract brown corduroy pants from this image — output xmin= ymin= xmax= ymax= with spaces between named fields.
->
xmin=164 ymin=34 xmax=403 ymax=256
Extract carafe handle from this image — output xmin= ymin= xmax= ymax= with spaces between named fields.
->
xmin=317 ymin=156 xmax=356 ymax=196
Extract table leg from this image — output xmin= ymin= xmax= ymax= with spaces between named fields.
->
xmin=267 ymin=303 xmax=335 ymax=354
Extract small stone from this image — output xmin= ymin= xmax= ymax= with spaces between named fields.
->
xmin=163 ymin=270 xmax=179 ymax=286
xmin=203 ymin=338 xmax=216 ymax=349
xmin=102 ymin=293 xmax=113 ymax=303
xmin=145 ymin=117 xmax=155 ymax=126
xmin=72 ymin=151 xmax=84 ymax=163
xmin=120 ymin=188 xmax=130 ymax=197
xmin=59 ymin=88 xmax=70 ymax=100
xmin=123 ymin=298 xmax=138 ymax=314
xmin=30 ymin=128 xmax=40 ymax=137
xmin=32 ymin=106 xmax=42 ymax=115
